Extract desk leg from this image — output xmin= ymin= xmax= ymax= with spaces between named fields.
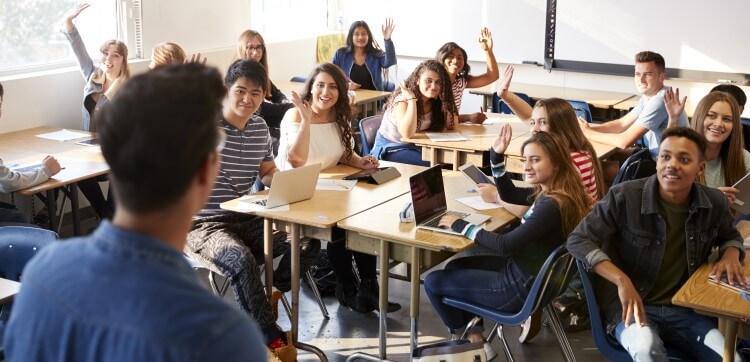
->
xmin=410 ymin=246 xmax=421 ymax=354
xmin=264 ymin=218 xmax=273 ymax=299
xmin=723 ymin=319 xmax=738 ymax=362
xmin=429 ymin=148 xmax=439 ymax=167
xmin=379 ymin=238 xmax=390 ymax=359
xmin=45 ymin=189 xmax=57 ymax=232
xmin=452 ymin=151 xmax=460 ymax=171
xmin=69 ymin=183 xmax=81 ymax=236
xmin=483 ymin=95 xmax=493 ymax=112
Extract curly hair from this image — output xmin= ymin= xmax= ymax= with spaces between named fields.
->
xmin=300 ymin=63 xmax=354 ymax=161
xmin=385 ymin=60 xmax=458 ymax=131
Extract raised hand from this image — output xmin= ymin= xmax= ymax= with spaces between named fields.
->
xmin=491 ymin=123 xmax=513 ymax=154
xmin=63 ymin=3 xmax=91 ymax=30
xmin=399 ymin=80 xmax=416 ymax=100
xmin=290 ymin=91 xmax=313 ymax=124
xmin=663 ymin=87 xmax=686 ymax=129
xmin=184 ymin=53 xmax=208 ymax=65
xmin=382 ymin=18 xmax=395 ymax=40
xmin=477 ymin=27 xmax=494 ymax=52
xmin=497 ymin=66 xmax=514 ymax=97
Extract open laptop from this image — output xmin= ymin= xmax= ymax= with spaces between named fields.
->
xmin=244 ymin=163 xmax=322 ymax=209
xmin=410 ymin=165 xmax=491 ymax=235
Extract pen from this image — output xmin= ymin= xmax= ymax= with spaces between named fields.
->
xmin=332 ymin=180 xmax=349 ymax=190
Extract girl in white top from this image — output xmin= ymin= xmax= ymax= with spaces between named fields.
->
xmin=278 ymin=63 xmax=401 ymax=314
xmin=276 ymin=63 xmax=378 ymax=170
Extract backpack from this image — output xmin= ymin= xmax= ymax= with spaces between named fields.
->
xmin=304 ymin=252 xmax=337 ymax=296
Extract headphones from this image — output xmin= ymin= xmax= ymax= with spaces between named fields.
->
xmin=400 ymin=202 xmax=415 ymax=223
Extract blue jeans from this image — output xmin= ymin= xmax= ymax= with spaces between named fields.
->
xmin=424 ymin=255 xmax=533 ymax=334
xmin=370 ymin=133 xmax=430 ymax=166
xmin=614 ymin=305 xmax=737 ymax=362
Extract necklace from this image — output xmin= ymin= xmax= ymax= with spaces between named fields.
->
xmin=312 ymin=110 xmax=330 ymax=124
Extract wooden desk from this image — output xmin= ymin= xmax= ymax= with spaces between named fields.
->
xmin=274 ymin=80 xmax=391 ymax=118
xmin=0 ymin=127 xmax=108 ymax=234
xmin=338 ymin=171 xmax=518 ymax=360
xmin=0 ymin=277 xmax=21 ymax=304
xmin=401 ymin=113 xmax=530 ymax=171
xmin=469 ymin=82 xmax=638 ymax=112
xmin=220 ymin=161 xmax=427 ymax=360
xmin=504 ymin=132 xmax=619 ymax=174
xmin=672 ymin=221 xmax=750 ymax=362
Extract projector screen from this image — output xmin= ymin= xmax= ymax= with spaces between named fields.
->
xmin=554 ymin=0 xmax=749 ymax=79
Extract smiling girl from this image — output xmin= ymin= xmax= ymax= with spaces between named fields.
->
xmin=332 ymin=19 xmax=396 ymax=91
xmin=370 ymin=60 xmax=458 ymax=166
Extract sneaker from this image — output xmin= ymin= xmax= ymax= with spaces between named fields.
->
xmin=518 ymin=310 xmax=542 ymax=343
xmin=483 ymin=342 xmax=498 ymax=361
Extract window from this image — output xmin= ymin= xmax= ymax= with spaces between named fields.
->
xmin=250 ymin=0 xmax=331 ymax=42
xmin=0 ymin=0 xmax=140 ymax=74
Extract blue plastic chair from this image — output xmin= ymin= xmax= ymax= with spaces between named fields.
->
xmin=611 ymin=149 xmax=655 ymax=186
xmin=575 ymin=260 xmax=692 ymax=361
xmin=568 ymin=100 xmax=593 ymax=123
xmin=359 ymin=115 xmax=382 ymax=156
xmin=0 ymin=226 xmax=58 ymax=358
xmin=443 ymin=245 xmax=577 ymax=362
xmin=492 ymin=92 xmax=532 ymax=114
xmin=290 ymin=76 xmax=307 ymax=83
xmin=383 ymin=81 xmax=396 ymax=92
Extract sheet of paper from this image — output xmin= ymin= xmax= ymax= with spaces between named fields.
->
xmin=7 ymin=163 xmax=42 ymax=173
xmin=455 ymin=196 xmax=502 ymax=211
xmin=235 ymin=200 xmax=290 ymax=212
xmin=83 ymin=146 xmax=102 ymax=153
xmin=425 ymin=132 xmax=468 ymax=142
xmin=316 ymin=179 xmax=357 ymax=191
xmin=36 ymin=129 xmax=91 ymax=142
xmin=744 ymin=236 xmax=750 ymax=249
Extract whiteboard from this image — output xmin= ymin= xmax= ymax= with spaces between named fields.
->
xmin=339 ymin=0 xmax=546 ymax=65
xmin=555 ymin=0 xmax=750 ymax=74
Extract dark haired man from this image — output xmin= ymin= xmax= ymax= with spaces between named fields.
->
xmin=568 ymin=127 xmax=743 ymax=361
xmin=4 ymin=64 xmax=267 ymax=361
xmin=580 ymin=51 xmax=689 ymax=157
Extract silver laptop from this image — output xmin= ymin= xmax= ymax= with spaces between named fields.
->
xmin=410 ymin=165 xmax=491 ymax=236
xmin=246 ymin=163 xmax=322 ymax=209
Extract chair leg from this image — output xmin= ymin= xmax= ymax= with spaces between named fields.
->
xmin=460 ymin=316 xmax=482 ymax=339
xmin=280 ymin=293 xmax=292 ymax=319
xmin=305 ymin=270 xmax=330 ymax=319
xmin=486 ymin=322 xmax=498 ymax=344
xmin=544 ymin=305 xmax=577 ymax=362
xmin=497 ymin=324 xmax=514 ymax=362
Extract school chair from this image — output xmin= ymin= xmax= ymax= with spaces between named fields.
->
xmin=290 ymin=76 xmax=307 ymax=83
xmin=359 ymin=115 xmax=382 ymax=156
xmin=384 ymin=81 xmax=396 ymax=92
xmin=568 ymin=100 xmax=593 ymax=123
xmin=443 ymin=244 xmax=577 ymax=362
xmin=611 ymin=149 xmax=655 ymax=186
xmin=575 ymin=260 xmax=692 ymax=361
xmin=0 ymin=226 xmax=58 ymax=359
xmin=492 ymin=92 xmax=532 ymax=114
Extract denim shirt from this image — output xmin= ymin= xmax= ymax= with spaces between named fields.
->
xmin=63 ymin=27 xmax=108 ymax=132
xmin=567 ymin=175 xmax=744 ymax=331
xmin=332 ymin=39 xmax=397 ymax=91
xmin=4 ymin=221 xmax=266 ymax=362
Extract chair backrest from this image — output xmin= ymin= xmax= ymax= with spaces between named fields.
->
xmin=521 ymin=244 xmax=576 ymax=318
xmin=290 ymin=76 xmax=307 ymax=83
xmin=359 ymin=115 xmax=383 ymax=156
xmin=0 ymin=226 xmax=58 ymax=281
xmin=492 ymin=92 xmax=532 ymax=114
xmin=568 ymin=100 xmax=593 ymax=123
xmin=611 ymin=149 xmax=656 ymax=186
xmin=384 ymin=81 xmax=396 ymax=92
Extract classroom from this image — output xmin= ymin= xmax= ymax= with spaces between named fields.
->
xmin=1 ymin=0 xmax=750 ymax=361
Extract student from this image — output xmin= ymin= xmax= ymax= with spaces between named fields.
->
xmin=4 ymin=64 xmax=267 ymax=361
xmin=0 ymin=83 xmax=62 ymax=224
xmin=185 ymin=59 xmax=320 ymax=361
xmin=665 ymin=90 xmax=750 ymax=205
xmin=235 ymin=29 xmax=293 ymax=133
xmin=277 ymin=63 xmax=400 ymax=313
xmin=435 ymin=28 xmax=498 ymax=124
xmin=711 ymin=84 xmax=746 ymax=114
xmin=62 ymin=2 xmax=121 ymax=220
xmin=369 ymin=60 xmax=459 ymax=166
xmin=489 ymin=66 xmax=605 ymax=202
xmin=424 ymin=130 xmax=591 ymax=351
xmin=332 ymin=19 xmax=396 ymax=91
xmin=567 ymin=127 xmax=744 ymax=361
xmin=578 ymin=51 xmax=689 ymax=157
xmin=149 ymin=42 xmax=207 ymax=69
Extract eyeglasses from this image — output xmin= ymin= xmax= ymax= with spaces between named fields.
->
xmin=246 ymin=45 xmax=264 ymax=53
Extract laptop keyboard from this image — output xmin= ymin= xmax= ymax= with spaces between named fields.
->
xmin=422 ymin=211 xmax=471 ymax=228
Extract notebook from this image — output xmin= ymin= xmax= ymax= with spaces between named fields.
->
xmin=243 ymin=163 xmax=322 ymax=209
xmin=410 ymin=165 xmax=491 ymax=236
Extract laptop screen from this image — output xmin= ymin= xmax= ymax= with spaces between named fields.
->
xmin=409 ymin=165 xmax=448 ymax=224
